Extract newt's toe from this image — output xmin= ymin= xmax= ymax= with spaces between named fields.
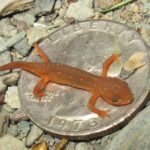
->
xmin=99 ymin=109 xmax=110 ymax=118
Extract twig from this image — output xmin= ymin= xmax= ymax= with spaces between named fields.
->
xmin=99 ymin=0 xmax=136 ymax=13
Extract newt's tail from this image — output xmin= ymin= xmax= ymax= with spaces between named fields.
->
xmin=0 ymin=61 xmax=43 ymax=77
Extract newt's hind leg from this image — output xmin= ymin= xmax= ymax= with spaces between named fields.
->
xmin=88 ymin=93 xmax=110 ymax=118
xmin=33 ymin=78 xmax=49 ymax=100
xmin=33 ymin=43 xmax=51 ymax=63
xmin=101 ymin=54 xmax=120 ymax=77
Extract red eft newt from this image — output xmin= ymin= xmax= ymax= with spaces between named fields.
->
xmin=0 ymin=44 xmax=133 ymax=118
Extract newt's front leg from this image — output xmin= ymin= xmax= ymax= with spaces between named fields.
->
xmin=101 ymin=54 xmax=120 ymax=77
xmin=88 ymin=93 xmax=110 ymax=118
xmin=33 ymin=78 xmax=49 ymax=100
xmin=33 ymin=43 xmax=51 ymax=63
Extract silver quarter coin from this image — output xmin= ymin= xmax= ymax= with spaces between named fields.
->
xmin=19 ymin=20 xmax=150 ymax=140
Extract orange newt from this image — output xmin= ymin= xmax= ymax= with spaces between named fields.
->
xmin=0 ymin=44 xmax=133 ymax=117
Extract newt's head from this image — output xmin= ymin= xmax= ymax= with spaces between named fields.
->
xmin=101 ymin=78 xmax=133 ymax=106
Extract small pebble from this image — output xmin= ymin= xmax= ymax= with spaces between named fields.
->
xmin=0 ymin=36 xmax=7 ymax=52
xmin=75 ymin=142 xmax=90 ymax=150
xmin=92 ymin=144 xmax=101 ymax=150
xmin=0 ymin=18 xmax=18 ymax=37
xmin=123 ymin=52 xmax=146 ymax=72
xmin=66 ymin=1 xmax=94 ymax=21
xmin=0 ymin=51 xmax=11 ymax=76
xmin=43 ymin=134 xmax=55 ymax=146
xmin=5 ymin=86 xmax=21 ymax=109
xmin=7 ymin=124 xmax=18 ymax=136
xmin=11 ymin=108 xmax=29 ymax=122
xmin=27 ymin=26 xmax=49 ymax=45
xmin=54 ymin=0 xmax=62 ymax=10
xmin=0 ymin=0 xmax=34 ymax=16
xmin=79 ymin=0 xmax=93 ymax=8
xmin=53 ymin=18 xmax=66 ymax=26
xmin=0 ymin=113 xmax=9 ymax=137
xmin=59 ymin=7 xmax=67 ymax=18
xmin=0 ymin=135 xmax=28 ymax=150
xmin=34 ymin=0 xmax=55 ymax=15
xmin=6 ymin=31 xmax=26 ymax=48
xmin=2 ymin=104 xmax=15 ymax=114
xmin=14 ymin=38 xmax=31 ymax=56
xmin=1 ymin=72 xmax=19 ymax=86
xmin=26 ymin=124 xmax=43 ymax=146
xmin=65 ymin=142 xmax=75 ymax=150
xmin=17 ymin=121 xmax=31 ymax=139
xmin=12 ymin=11 xmax=36 ymax=27
xmin=129 ymin=3 xmax=140 ymax=13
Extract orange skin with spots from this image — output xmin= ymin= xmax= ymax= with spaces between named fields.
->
xmin=0 ymin=44 xmax=133 ymax=117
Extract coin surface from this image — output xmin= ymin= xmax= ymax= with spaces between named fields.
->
xmin=19 ymin=20 xmax=150 ymax=140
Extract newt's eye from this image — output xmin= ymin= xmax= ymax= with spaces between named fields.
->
xmin=112 ymin=96 xmax=120 ymax=102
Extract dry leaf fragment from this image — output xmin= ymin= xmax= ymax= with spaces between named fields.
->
xmin=123 ymin=52 xmax=146 ymax=72
xmin=32 ymin=141 xmax=48 ymax=150
xmin=55 ymin=138 xmax=68 ymax=150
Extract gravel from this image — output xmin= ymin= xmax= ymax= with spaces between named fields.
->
xmin=0 ymin=0 xmax=149 ymax=150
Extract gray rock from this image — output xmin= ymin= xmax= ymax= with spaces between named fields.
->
xmin=76 ymin=142 xmax=93 ymax=150
xmin=1 ymin=72 xmax=20 ymax=86
xmin=14 ymin=38 xmax=31 ymax=56
xmin=27 ymin=26 xmax=49 ymax=45
xmin=54 ymin=137 xmax=60 ymax=144
xmin=7 ymin=125 xmax=18 ymax=136
xmin=0 ymin=51 xmax=11 ymax=76
xmin=11 ymin=19 xmax=29 ymax=32
xmin=4 ymin=86 xmax=21 ymax=109
xmin=66 ymin=1 xmax=94 ymax=21
xmin=2 ymin=104 xmax=15 ymax=114
xmin=141 ymin=28 xmax=150 ymax=47
xmin=59 ymin=7 xmax=67 ymax=18
xmin=53 ymin=18 xmax=66 ymax=26
xmin=6 ymin=31 xmax=26 ymax=48
xmin=0 ymin=113 xmax=9 ymax=137
xmin=0 ymin=0 xmax=34 ymax=16
xmin=96 ymin=139 xmax=101 ymax=144
xmin=65 ymin=142 xmax=75 ymax=150
xmin=49 ymin=138 xmax=55 ymax=146
xmin=105 ymin=105 xmax=150 ymax=150
xmin=26 ymin=124 xmax=43 ymax=146
xmin=17 ymin=121 xmax=31 ymax=139
xmin=10 ymin=108 xmax=29 ymax=122
xmin=0 ymin=36 xmax=7 ymax=52
xmin=0 ymin=18 xmax=18 ymax=37
xmin=5 ymin=53 xmax=21 ymax=70
xmin=54 ymin=0 xmax=62 ymax=10
xmin=0 ymin=135 xmax=28 ymax=150
xmin=92 ymin=144 xmax=102 ymax=150
xmin=34 ymin=0 xmax=55 ymax=15
xmin=43 ymin=134 xmax=55 ymax=146
xmin=99 ymin=131 xmax=119 ymax=150
xmin=78 ymin=0 xmax=94 ymax=8
xmin=12 ymin=11 xmax=36 ymax=27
